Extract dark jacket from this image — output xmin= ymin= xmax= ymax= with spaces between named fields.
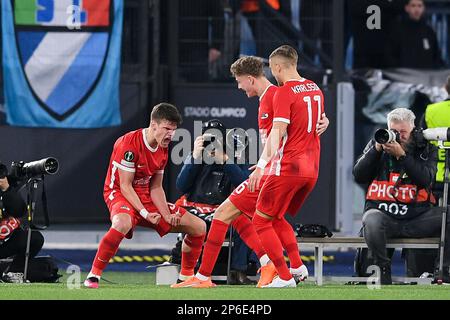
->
xmin=385 ymin=15 xmax=445 ymax=69
xmin=0 ymin=185 xmax=26 ymax=219
xmin=176 ymin=153 xmax=249 ymax=206
xmin=353 ymin=138 xmax=438 ymax=219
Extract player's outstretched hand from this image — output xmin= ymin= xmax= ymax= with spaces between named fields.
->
xmin=316 ymin=113 xmax=329 ymax=136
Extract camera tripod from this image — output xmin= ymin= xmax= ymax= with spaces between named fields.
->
xmin=23 ymin=176 xmax=50 ymax=282
xmin=436 ymin=141 xmax=449 ymax=285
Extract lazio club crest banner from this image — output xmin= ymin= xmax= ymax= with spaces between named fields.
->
xmin=1 ymin=0 xmax=123 ymax=128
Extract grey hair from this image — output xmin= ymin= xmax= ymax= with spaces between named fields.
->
xmin=386 ymin=108 xmax=415 ymax=129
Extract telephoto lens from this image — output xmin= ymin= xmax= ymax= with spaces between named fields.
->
xmin=22 ymin=157 xmax=59 ymax=178
xmin=374 ymin=129 xmax=400 ymax=144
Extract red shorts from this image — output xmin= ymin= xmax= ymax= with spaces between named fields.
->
xmin=228 ymin=176 xmax=267 ymax=218
xmin=106 ymin=194 xmax=187 ymax=239
xmin=256 ymin=175 xmax=317 ymax=219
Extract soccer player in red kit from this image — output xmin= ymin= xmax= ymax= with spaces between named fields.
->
xmin=173 ymin=57 xmax=328 ymax=288
xmin=84 ymin=103 xmax=206 ymax=288
xmin=249 ymin=45 xmax=325 ymax=288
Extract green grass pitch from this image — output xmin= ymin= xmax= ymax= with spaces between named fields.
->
xmin=0 ymin=272 xmax=449 ymax=300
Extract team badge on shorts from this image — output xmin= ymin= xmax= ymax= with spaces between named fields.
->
xmin=124 ymin=151 xmax=134 ymax=162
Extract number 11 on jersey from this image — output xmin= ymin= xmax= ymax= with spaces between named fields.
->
xmin=303 ymin=95 xmax=322 ymax=133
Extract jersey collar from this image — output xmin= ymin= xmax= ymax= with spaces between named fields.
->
xmin=259 ymin=84 xmax=275 ymax=101
xmin=143 ymin=129 xmax=158 ymax=152
xmin=285 ymin=78 xmax=305 ymax=83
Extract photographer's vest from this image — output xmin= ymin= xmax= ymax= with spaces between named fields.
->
xmin=425 ymin=99 xmax=450 ymax=183
xmin=365 ymin=156 xmax=436 ymax=219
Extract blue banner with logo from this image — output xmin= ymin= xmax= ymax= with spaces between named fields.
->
xmin=1 ymin=0 xmax=122 ymax=128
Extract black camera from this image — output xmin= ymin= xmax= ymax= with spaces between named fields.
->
xmin=0 ymin=162 xmax=7 ymax=179
xmin=374 ymin=128 xmax=400 ymax=144
xmin=202 ymin=119 xmax=226 ymax=149
xmin=10 ymin=158 xmax=59 ymax=180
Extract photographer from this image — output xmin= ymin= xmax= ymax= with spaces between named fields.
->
xmin=174 ymin=119 xmax=257 ymax=285
xmin=353 ymin=108 xmax=450 ymax=284
xmin=0 ymin=166 xmax=44 ymax=282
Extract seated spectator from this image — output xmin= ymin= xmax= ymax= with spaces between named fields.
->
xmin=353 ymin=108 xmax=449 ymax=284
xmin=385 ymin=0 xmax=445 ymax=69
xmin=174 ymin=119 xmax=257 ymax=285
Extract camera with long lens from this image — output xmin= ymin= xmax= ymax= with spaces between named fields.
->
xmin=10 ymin=157 xmax=59 ymax=180
xmin=374 ymin=129 xmax=400 ymax=144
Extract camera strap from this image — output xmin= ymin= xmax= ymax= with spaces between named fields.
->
xmin=31 ymin=176 xmax=50 ymax=230
xmin=28 ymin=176 xmax=50 ymax=230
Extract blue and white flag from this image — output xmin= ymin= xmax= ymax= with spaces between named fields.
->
xmin=1 ymin=0 xmax=123 ymax=128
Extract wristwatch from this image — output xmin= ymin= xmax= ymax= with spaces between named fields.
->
xmin=398 ymin=154 xmax=407 ymax=162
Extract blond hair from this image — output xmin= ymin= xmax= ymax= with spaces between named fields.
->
xmin=230 ymin=56 xmax=264 ymax=78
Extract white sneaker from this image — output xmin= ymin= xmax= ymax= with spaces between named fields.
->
xmin=2 ymin=272 xmax=24 ymax=283
xmin=261 ymin=276 xmax=297 ymax=288
xmin=291 ymin=265 xmax=308 ymax=283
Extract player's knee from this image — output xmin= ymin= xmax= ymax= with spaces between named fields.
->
xmin=190 ymin=215 xmax=206 ymax=236
xmin=252 ymin=213 xmax=271 ymax=233
xmin=112 ymin=215 xmax=132 ymax=234
xmin=214 ymin=201 xmax=239 ymax=224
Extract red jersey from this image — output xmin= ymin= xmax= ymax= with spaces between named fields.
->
xmin=103 ymin=129 xmax=168 ymax=204
xmin=258 ymin=84 xmax=276 ymax=145
xmin=258 ymin=84 xmax=276 ymax=175
xmin=269 ymin=78 xmax=323 ymax=178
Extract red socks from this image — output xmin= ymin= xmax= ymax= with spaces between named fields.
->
xmin=231 ymin=214 xmax=266 ymax=259
xmin=197 ymin=219 xmax=229 ymax=277
xmin=252 ymin=214 xmax=292 ymax=280
xmin=273 ymin=217 xmax=303 ymax=269
xmin=180 ymin=233 xmax=206 ymax=277
xmin=91 ymin=228 xmax=125 ymax=276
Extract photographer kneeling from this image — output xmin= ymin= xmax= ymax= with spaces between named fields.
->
xmin=0 ymin=166 xmax=44 ymax=283
xmin=353 ymin=108 xmax=450 ymax=284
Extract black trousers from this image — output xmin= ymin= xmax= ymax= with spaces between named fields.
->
xmin=0 ymin=228 xmax=44 ymax=272
xmin=362 ymin=207 xmax=450 ymax=271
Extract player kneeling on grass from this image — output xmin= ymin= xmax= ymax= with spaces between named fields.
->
xmin=84 ymin=103 xmax=206 ymax=289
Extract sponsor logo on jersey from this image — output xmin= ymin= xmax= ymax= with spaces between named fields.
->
xmin=261 ymin=113 xmax=269 ymax=119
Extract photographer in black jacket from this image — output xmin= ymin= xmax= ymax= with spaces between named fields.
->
xmin=0 ymin=163 xmax=44 ymax=282
xmin=353 ymin=108 xmax=450 ymax=284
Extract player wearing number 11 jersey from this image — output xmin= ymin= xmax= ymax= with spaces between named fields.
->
xmin=249 ymin=45 xmax=325 ymax=288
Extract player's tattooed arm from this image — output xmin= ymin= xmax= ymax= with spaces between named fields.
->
xmin=150 ymin=173 xmax=181 ymax=226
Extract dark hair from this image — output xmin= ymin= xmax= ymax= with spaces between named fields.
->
xmin=446 ymin=75 xmax=450 ymax=94
xmin=406 ymin=0 xmax=424 ymax=5
xmin=230 ymin=56 xmax=264 ymax=78
xmin=269 ymin=45 xmax=298 ymax=66
xmin=150 ymin=103 xmax=182 ymax=126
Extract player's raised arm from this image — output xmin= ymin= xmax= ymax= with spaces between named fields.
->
xmin=150 ymin=171 xmax=181 ymax=226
